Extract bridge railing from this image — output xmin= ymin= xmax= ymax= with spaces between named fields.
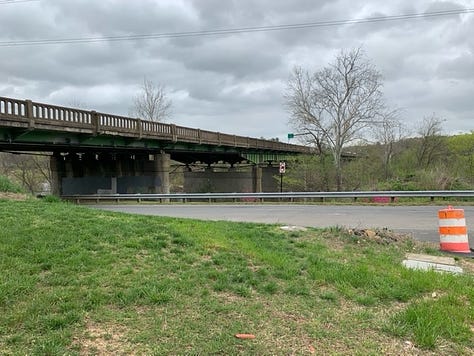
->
xmin=98 ymin=113 xmax=139 ymax=135
xmin=175 ymin=125 xmax=199 ymax=142
xmin=0 ymin=97 xmax=26 ymax=117
xmin=200 ymin=129 xmax=217 ymax=144
xmin=0 ymin=96 xmax=311 ymax=153
xmin=141 ymin=120 xmax=172 ymax=137
xmin=32 ymin=101 xmax=92 ymax=126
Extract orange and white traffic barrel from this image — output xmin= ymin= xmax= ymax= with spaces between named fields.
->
xmin=438 ymin=206 xmax=471 ymax=253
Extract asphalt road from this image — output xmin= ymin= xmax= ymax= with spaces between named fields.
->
xmin=91 ymin=204 xmax=474 ymax=245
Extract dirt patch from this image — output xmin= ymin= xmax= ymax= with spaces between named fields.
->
xmin=0 ymin=192 xmax=29 ymax=201
xmin=317 ymin=227 xmax=412 ymax=252
xmin=74 ymin=318 xmax=136 ymax=356
xmin=214 ymin=291 xmax=245 ymax=304
xmin=459 ymin=258 xmax=474 ymax=274
xmin=264 ymin=298 xmax=438 ymax=355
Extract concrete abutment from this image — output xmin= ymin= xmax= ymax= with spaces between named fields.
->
xmin=183 ymin=165 xmax=279 ymax=193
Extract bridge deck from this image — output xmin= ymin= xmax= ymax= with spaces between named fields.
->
xmin=0 ymin=96 xmax=310 ymax=163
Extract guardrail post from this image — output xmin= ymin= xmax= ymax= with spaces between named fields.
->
xmin=25 ymin=100 xmax=35 ymax=128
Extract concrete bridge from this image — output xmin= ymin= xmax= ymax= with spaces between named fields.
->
xmin=0 ymin=96 xmax=311 ymax=195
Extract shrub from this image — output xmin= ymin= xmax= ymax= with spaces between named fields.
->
xmin=0 ymin=175 xmax=24 ymax=193
xmin=40 ymin=195 xmax=62 ymax=203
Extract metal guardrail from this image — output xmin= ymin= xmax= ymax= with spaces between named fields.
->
xmin=62 ymin=190 xmax=474 ymax=203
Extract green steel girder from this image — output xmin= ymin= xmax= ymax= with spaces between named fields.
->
xmin=0 ymin=127 xmax=303 ymax=165
xmin=240 ymin=152 xmax=298 ymax=164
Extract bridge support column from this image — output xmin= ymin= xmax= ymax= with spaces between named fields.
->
xmin=261 ymin=166 xmax=280 ymax=192
xmin=253 ymin=165 xmax=262 ymax=193
xmin=154 ymin=153 xmax=170 ymax=194
xmin=50 ymin=154 xmax=62 ymax=196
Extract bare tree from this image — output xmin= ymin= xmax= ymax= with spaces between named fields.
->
xmin=68 ymin=99 xmax=88 ymax=109
xmin=285 ymin=48 xmax=385 ymax=190
xmin=132 ymin=78 xmax=172 ymax=122
xmin=0 ymin=152 xmax=51 ymax=193
xmin=373 ymin=110 xmax=406 ymax=179
xmin=416 ymin=115 xmax=446 ymax=168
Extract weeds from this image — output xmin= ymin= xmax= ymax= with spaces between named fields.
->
xmin=0 ymin=175 xmax=23 ymax=193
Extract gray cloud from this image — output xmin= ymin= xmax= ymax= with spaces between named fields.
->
xmin=0 ymin=0 xmax=472 ymax=140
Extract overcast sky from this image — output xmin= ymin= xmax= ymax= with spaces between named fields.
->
xmin=0 ymin=0 xmax=473 ymax=141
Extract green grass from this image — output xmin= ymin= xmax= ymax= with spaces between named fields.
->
xmin=1 ymin=199 xmax=473 ymax=354
xmin=0 ymin=175 xmax=24 ymax=193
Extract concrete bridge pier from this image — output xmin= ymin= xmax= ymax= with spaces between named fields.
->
xmin=50 ymin=152 xmax=171 ymax=196
xmin=154 ymin=152 xmax=170 ymax=194
xmin=183 ymin=164 xmax=279 ymax=193
xmin=260 ymin=165 xmax=280 ymax=192
xmin=253 ymin=165 xmax=262 ymax=193
xmin=50 ymin=153 xmax=61 ymax=196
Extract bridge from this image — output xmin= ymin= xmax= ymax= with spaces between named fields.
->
xmin=0 ymin=96 xmax=311 ymax=195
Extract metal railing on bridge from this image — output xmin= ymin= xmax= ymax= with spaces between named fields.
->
xmin=0 ymin=96 xmax=310 ymax=153
xmin=61 ymin=190 xmax=474 ymax=204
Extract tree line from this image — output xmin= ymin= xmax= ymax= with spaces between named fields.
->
xmin=283 ymin=128 xmax=474 ymax=192
xmin=283 ymin=48 xmax=473 ymax=191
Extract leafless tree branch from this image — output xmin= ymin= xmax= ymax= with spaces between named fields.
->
xmin=285 ymin=48 xmax=386 ymax=190
xmin=132 ymin=77 xmax=172 ymax=122
xmin=416 ymin=114 xmax=446 ymax=168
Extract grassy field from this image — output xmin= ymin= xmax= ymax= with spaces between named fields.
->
xmin=1 ymin=198 xmax=473 ymax=355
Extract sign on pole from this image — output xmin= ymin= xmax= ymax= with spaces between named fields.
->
xmin=279 ymin=161 xmax=286 ymax=174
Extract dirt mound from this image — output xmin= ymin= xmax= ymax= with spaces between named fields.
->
xmin=347 ymin=228 xmax=411 ymax=245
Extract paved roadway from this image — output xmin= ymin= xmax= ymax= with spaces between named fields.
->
xmin=91 ymin=204 xmax=474 ymax=245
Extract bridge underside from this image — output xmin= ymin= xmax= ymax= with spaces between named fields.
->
xmin=0 ymin=127 xmax=293 ymax=195
xmin=0 ymin=127 xmax=295 ymax=165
